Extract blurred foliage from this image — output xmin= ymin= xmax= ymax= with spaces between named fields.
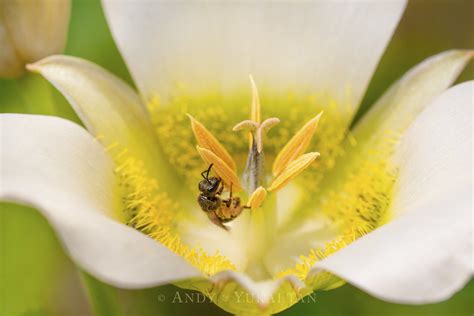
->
xmin=0 ymin=203 xmax=89 ymax=316
xmin=0 ymin=0 xmax=472 ymax=315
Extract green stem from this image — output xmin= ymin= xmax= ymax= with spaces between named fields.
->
xmin=80 ymin=272 xmax=123 ymax=316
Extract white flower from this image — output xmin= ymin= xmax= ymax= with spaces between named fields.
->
xmin=0 ymin=1 xmax=472 ymax=314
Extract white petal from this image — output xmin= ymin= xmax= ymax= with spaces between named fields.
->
xmin=26 ymin=55 xmax=178 ymax=185
xmin=0 ymin=114 xmax=200 ymax=289
xmin=393 ymin=81 xmax=473 ymax=217
xmin=178 ymin=206 xmax=250 ymax=270
xmin=310 ymin=82 xmax=473 ymax=303
xmin=25 ymin=55 xmax=149 ymax=149
xmin=103 ymin=0 xmax=406 ymax=108
xmin=179 ymin=270 xmax=308 ymax=315
xmin=353 ymin=50 xmax=473 ymax=141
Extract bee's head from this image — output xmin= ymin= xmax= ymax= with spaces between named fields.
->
xmin=199 ymin=177 xmax=221 ymax=195
xmin=199 ymin=164 xmax=222 ymax=196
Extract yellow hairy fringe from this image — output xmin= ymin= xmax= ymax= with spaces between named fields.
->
xmin=108 ymin=143 xmax=236 ymax=276
xmin=275 ymin=237 xmax=352 ymax=280
xmin=277 ymin=135 xmax=398 ymax=281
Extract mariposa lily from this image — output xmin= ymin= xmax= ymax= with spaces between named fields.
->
xmin=0 ymin=1 xmax=472 ymax=315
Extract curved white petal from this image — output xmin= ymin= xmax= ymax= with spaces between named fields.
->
xmin=309 ymin=82 xmax=473 ymax=303
xmin=0 ymin=114 xmax=200 ymax=289
xmin=353 ymin=50 xmax=473 ymax=141
xmin=392 ymin=81 xmax=473 ymax=217
xmin=26 ymin=55 xmax=180 ymax=187
xmin=103 ymin=0 xmax=406 ymax=108
xmin=25 ymin=55 xmax=147 ymax=144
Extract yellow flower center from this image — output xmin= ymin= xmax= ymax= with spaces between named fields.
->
xmin=106 ymin=78 xmax=398 ymax=287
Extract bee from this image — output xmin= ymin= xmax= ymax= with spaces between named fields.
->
xmin=197 ymin=164 xmax=249 ymax=230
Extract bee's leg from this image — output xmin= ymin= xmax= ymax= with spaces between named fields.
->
xmin=207 ymin=211 xmax=228 ymax=231
xmin=216 ymin=181 xmax=224 ymax=196
xmin=237 ymin=197 xmax=250 ymax=210
xmin=234 ymin=197 xmax=251 ymax=212
xmin=225 ymin=183 xmax=233 ymax=207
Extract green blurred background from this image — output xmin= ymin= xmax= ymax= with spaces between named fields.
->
xmin=0 ymin=0 xmax=473 ymax=315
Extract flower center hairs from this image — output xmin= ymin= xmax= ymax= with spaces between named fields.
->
xmin=110 ymin=76 xmax=397 ymax=283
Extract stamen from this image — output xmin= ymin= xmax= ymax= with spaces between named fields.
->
xmin=196 ymin=146 xmax=242 ymax=191
xmin=268 ymin=152 xmax=320 ymax=192
xmin=273 ymin=112 xmax=323 ymax=177
xmin=187 ymin=114 xmax=237 ymax=171
xmin=247 ymin=186 xmax=267 ymax=210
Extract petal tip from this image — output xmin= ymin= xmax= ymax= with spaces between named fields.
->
xmin=25 ymin=62 xmax=39 ymax=73
xmin=186 ymin=112 xmax=195 ymax=121
xmin=25 ymin=54 xmax=66 ymax=73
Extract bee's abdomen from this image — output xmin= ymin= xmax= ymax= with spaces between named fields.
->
xmin=216 ymin=197 xmax=243 ymax=222
xmin=198 ymin=194 xmax=220 ymax=212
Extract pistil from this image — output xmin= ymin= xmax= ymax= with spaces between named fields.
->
xmin=243 ymin=137 xmax=265 ymax=194
xmin=233 ymin=75 xmax=279 ymax=195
